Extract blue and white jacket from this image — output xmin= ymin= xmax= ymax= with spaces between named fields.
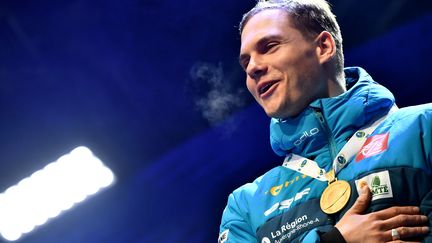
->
xmin=219 ymin=67 xmax=432 ymax=242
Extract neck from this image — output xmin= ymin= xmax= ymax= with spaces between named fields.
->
xmin=327 ymin=71 xmax=346 ymax=97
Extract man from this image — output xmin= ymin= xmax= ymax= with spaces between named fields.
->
xmin=219 ymin=0 xmax=432 ymax=242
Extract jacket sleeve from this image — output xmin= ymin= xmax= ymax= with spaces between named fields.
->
xmin=421 ymin=105 xmax=432 ymax=169
xmin=219 ymin=193 xmax=258 ymax=243
xmin=420 ymin=105 xmax=432 ymax=241
xmin=300 ymin=227 xmax=346 ymax=243
xmin=299 ymin=229 xmax=321 ymax=243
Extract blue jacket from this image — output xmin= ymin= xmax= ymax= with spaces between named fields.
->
xmin=219 ymin=67 xmax=432 ymax=243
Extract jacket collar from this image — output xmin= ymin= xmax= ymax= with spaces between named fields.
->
xmin=270 ymin=67 xmax=395 ymax=157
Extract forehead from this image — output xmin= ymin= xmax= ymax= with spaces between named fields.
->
xmin=240 ymin=9 xmax=294 ymax=52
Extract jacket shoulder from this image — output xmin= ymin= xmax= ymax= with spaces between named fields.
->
xmin=395 ymin=104 xmax=432 ymax=117
xmin=231 ymin=166 xmax=283 ymax=200
xmin=219 ymin=166 xmax=284 ymax=242
xmin=380 ymin=103 xmax=432 ymax=128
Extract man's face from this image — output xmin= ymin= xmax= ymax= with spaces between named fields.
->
xmin=240 ymin=9 xmax=328 ymax=118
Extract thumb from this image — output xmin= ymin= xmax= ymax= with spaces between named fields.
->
xmin=348 ymin=185 xmax=372 ymax=214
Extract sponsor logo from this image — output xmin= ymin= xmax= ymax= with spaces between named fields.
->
xmin=262 ymin=237 xmax=271 ymax=243
xmin=218 ymin=229 xmax=229 ymax=243
xmin=371 ymin=176 xmax=390 ymax=195
xmin=267 ymin=175 xmax=308 ymax=196
xmin=264 ymin=188 xmax=310 ymax=216
xmin=270 ymin=215 xmax=308 ymax=239
xmin=355 ymin=133 xmax=389 ymax=162
xmin=337 ymin=154 xmax=346 ymax=166
xmin=270 ymin=185 xmax=283 ymax=196
xmin=300 ymin=159 xmax=307 ymax=168
xmin=355 ymin=131 xmax=366 ymax=138
xmin=297 ymin=160 xmax=308 ymax=172
xmin=355 ymin=171 xmax=393 ymax=200
xmin=261 ymin=216 xmax=321 ymax=243
xmin=294 ymin=128 xmax=319 ymax=146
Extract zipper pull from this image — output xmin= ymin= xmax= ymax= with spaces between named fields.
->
xmin=313 ymin=108 xmax=325 ymax=123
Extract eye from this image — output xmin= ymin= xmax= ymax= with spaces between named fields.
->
xmin=242 ymin=60 xmax=249 ymax=70
xmin=257 ymin=40 xmax=279 ymax=54
xmin=239 ymin=57 xmax=250 ymax=71
xmin=264 ymin=42 xmax=279 ymax=52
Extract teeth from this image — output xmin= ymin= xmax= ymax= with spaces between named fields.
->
xmin=260 ymin=82 xmax=275 ymax=94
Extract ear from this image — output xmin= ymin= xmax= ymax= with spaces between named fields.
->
xmin=316 ymin=31 xmax=336 ymax=64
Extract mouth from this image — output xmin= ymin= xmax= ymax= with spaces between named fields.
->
xmin=258 ymin=80 xmax=279 ymax=97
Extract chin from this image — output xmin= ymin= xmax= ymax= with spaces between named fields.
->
xmin=261 ymin=99 xmax=299 ymax=118
xmin=263 ymin=108 xmax=284 ymax=119
xmin=264 ymin=107 xmax=300 ymax=119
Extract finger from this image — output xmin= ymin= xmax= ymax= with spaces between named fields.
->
xmin=348 ymin=185 xmax=372 ymax=214
xmin=382 ymin=214 xmax=428 ymax=229
xmin=388 ymin=241 xmax=421 ymax=243
xmin=386 ymin=226 xmax=429 ymax=241
xmin=396 ymin=226 xmax=429 ymax=239
xmin=374 ymin=206 xmax=423 ymax=219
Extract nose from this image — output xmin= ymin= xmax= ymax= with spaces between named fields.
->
xmin=246 ymin=58 xmax=267 ymax=80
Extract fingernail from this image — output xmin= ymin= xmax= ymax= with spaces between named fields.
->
xmin=421 ymin=215 xmax=428 ymax=221
xmin=361 ymin=185 xmax=369 ymax=194
xmin=423 ymin=226 xmax=429 ymax=233
xmin=413 ymin=207 xmax=420 ymax=213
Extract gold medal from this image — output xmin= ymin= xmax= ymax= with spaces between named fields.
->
xmin=320 ymin=180 xmax=351 ymax=214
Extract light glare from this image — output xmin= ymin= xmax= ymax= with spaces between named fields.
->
xmin=0 ymin=146 xmax=115 ymax=241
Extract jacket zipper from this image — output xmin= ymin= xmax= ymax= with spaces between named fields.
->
xmin=314 ymin=108 xmax=337 ymax=162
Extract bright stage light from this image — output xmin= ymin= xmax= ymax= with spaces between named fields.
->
xmin=0 ymin=146 xmax=115 ymax=241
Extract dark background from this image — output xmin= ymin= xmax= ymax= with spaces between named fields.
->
xmin=0 ymin=0 xmax=431 ymax=242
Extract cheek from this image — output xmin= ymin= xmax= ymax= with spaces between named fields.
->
xmin=246 ymin=78 xmax=256 ymax=96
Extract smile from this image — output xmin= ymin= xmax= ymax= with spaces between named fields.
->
xmin=258 ymin=80 xmax=279 ymax=97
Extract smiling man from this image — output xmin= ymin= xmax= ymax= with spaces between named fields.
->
xmin=239 ymin=6 xmax=344 ymax=118
xmin=219 ymin=0 xmax=432 ymax=242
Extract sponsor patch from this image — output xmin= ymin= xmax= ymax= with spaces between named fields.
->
xmin=218 ymin=229 xmax=229 ymax=243
xmin=257 ymin=198 xmax=329 ymax=243
xmin=355 ymin=170 xmax=393 ymax=200
xmin=355 ymin=133 xmax=389 ymax=162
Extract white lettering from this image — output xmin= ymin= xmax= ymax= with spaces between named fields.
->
xmin=279 ymin=198 xmax=294 ymax=210
xmin=264 ymin=202 xmax=280 ymax=216
xmin=264 ymin=188 xmax=311 ymax=215
xmin=271 ymin=230 xmax=282 ymax=239
xmin=279 ymin=188 xmax=310 ymax=210
xmin=294 ymin=188 xmax=310 ymax=201
xmin=269 ymin=215 xmax=309 ymax=242
xmin=294 ymin=128 xmax=320 ymax=146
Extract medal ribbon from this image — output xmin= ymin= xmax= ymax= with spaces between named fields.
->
xmin=282 ymin=106 xmax=397 ymax=183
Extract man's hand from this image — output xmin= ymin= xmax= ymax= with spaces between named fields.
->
xmin=335 ymin=186 xmax=429 ymax=243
